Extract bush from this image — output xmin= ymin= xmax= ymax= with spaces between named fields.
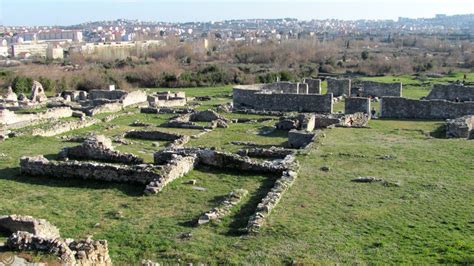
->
xmin=12 ymin=76 xmax=33 ymax=93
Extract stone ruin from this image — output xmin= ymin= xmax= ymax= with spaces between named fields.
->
xmin=275 ymin=114 xmax=316 ymax=131
xmin=164 ymin=109 xmax=230 ymax=130
xmin=288 ymin=129 xmax=319 ymax=149
xmin=0 ymin=215 xmax=111 ymax=264
xmin=197 ymin=189 xmax=248 ymax=225
xmin=302 ymin=78 xmax=322 ymax=94
xmin=425 ymin=83 xmax=474 ymax=102
xmin=147 ymin=91 xmax=186 ymax=107
xmin=30 ymin=80 xmax=48 ymax=103
xmin=446 ymin=115 xmax=474 ymax=139
xmin=327 ymin=78 xmax=351 ymax=97
xmin=124 ymin=130 xmax=190 ymax=149
xmin=0 ymin=107 xmax=73 ymax=128
xmin=233 ymin=83 xmax=333 ymax=113
xmin=59 ymin=135 xmax=144 ymax=164
xmin=352 ymin=80 xmax=402 ymax=97
xmin=381 ymin=97 xmax=474 ymax=119
xmin=345 ymin=97 xmax=371 ymax=114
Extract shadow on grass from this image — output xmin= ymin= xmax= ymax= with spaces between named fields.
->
xmin=258 ymin=127 xmax=288 ymax=138
xmin=0 ymin=164 xmax=144 ymax=197
xmin=429 ymin=123 xmax=447 ymax=139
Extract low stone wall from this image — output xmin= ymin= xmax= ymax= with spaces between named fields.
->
xmin=197 ymin=189 xmax=248 ymax=225
xmin=426 ymin=84 xmax=474 ymax=102
xmin=0 ymin=215 xmax=60 ymax=239
xmin=84 ymin=102 xmax=123 ymax=116
xmin=124 ymin=130 xmax=183 ymax=141
xmin=121 ymin=90 xmax=148 ymax=107
xmin=288 ymin=130 xmax=317 ymax=148
xmin=20 ymin=155 xmax=162 ymax=185
xmin=302 ymin=78 xmax=322 ymax=94
xmin=140 ymin=107 xmax=193 ymax=114
xmin=30 ymin=117 xmax=99 ymax=137
xmin=381 ymin=97 xmax=474 ymax=119
xmin=446 ymin=115 xmax=474 ymax=139
xmin=345 ymin=97 xmax=370 ymax=114
xmin=275 ymin=114 xmax=315 ymax=131
xmin=237 ymin=147 xmax=295 ymax=159
xmin=233 ymin=85 xmax=333 ymax=113
xmin=59 ymin=135 xmax=143 ymax=164
xmin=0 ymin=107 xmax=73 ymax=127
xmin=353 ymin=80 xmax=402 ymax=97
xmin=89 ymin=90 xmax=127 ymax=100
xmin=327 ymin=78 xmax=351 ymax=97
xmin=314 ymin=114 xmax=343 ymax=128
xmin=144 ymin=155 xmax=197 ymax=194
xmin=247 ymin=169 xmax=298 ymax=234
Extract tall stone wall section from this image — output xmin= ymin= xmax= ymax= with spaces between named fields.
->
xmin=327 ymin=78 xmax=351 ymax=97
xmin=425 ymin=84 xmax=474 ymax=101
xmin=345 ymin=97 xmax=371 ymax=114
xmin=89 ymin=90 xmax=127 ymax=100
xmin=233 ymin=86 xmax=333 ymax=113
xmin=353 ymin=80 xmax=402 ymax=97
xmin=381 ymin=97 xmax=474 ymax=119
xmin=302 ymin=78 xmax=322 ymax=94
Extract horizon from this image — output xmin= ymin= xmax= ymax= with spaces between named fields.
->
xmin=1 ymin=0 xmax=474 ymax=27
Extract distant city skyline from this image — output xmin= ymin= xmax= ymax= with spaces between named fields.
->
xmin=1 ymin=0 xmax=474 ymax=26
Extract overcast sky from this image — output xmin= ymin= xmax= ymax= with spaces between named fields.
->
xmin=1 ymin=0 xmax=474 ymax=26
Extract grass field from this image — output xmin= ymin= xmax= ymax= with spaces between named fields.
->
xmin=0 ymin=76 xmax=473 ymax=264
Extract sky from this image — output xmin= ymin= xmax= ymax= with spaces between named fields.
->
xmin=1 ymin=0 xmax=474 ymax=26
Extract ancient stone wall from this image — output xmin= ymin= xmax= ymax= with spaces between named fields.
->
xmin=288 ymin=130 xmax=317 ymax=148
xmin=233 ymin=85 xmax=333 ymax=113
xmin=124 ymin=130 xmax=183 ymax=141
xmin=121 ymin=90 xmax=148 ymax=107
xmin=381 ymin=97 xmax=474 ymax=119
xmin=30 ymin=117 xmax=99 ymax=137
xmin=425 ymin=84 xmax=474 ymax=101
xmin=0 ymin=215 xmax=60 ymax=239
xmin=144 ymin=155 xmax=197 ymax=194
xmin=237 ymin=147 xmax=295 ymax=159
xmin=89 ymin=90 xmax=128 ymax=100
xmin=60 ymin=135 xmax=143 ymax=164
xmin=85 ymin=102 xmax=123 ymax=116
xmin=0 ymin=107 xmax=73 ymax=127
xmin=20 ymin=155 xmax=162 ymax=185
xmin=302 ymin=78 xmax=322 ymax=94
xmin=353 ymin=80 xmax=402 ymax=97
xmin=197 ymin=189 xmax=248 ymax=225
xmin=345 ymin=97 xmax=371 ymax=114
xmin=327 ymin=78 xmax=351 ymax=97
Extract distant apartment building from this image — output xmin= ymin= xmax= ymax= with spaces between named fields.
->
xmin=17 ymin=30 xmax=83 ymax=42
xmin=11 ymin=43 xmax=48 ymax=58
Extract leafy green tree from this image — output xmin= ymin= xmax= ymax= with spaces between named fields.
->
xmin=11 ymin=76 xmax=33 ymax=93
xmin=361 ymin=50 xmax=369 ymax=60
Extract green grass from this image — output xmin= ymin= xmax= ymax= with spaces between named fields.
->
xmin=0 ymin=81 xmax=473 ymax=264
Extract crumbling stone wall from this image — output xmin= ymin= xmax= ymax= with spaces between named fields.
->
xmin=30 ymin=117 xmax=99 ymax=137
xmin=302 ymin=78 xmax=322 ymax=94
xmin=237 ymin=147 xmax=295 ymax=159
xmin=425 ymin=84 xmax=474 ymax=102
xmin=353 ymin=80 xmax=402 ymax=97
xmin=197 ymin=189 xmax=248 ymax=225
xmin=141 ymin=107 xmax=193 ymax=114
xmin=59 ymin=135 xmax=143 ymax=164
xmin=0 ymin=215 xmax=60 ymax=239
xmin=89 ymin=90 xmax=128 ymax=100
xmin=345 ymin=97 xmax=371 ymax=114
xmin=0 ymin=107 xmax=73 ymax=127
xmin=144 ymin=154 xmax=197 ymax=194
xmin=327 ymin=78 xmax=351 ymax=97
xmin=233 ymin=85 xmax=333 ymax=113
xmin=275 ymin=114 xmax=315 ymax=131
xmin=381 ymin=97 xmax=474 ymax=119
xmin=288 ymin=130 xmax=317 ymax=148
xmin=84 ymin=102 xmax=123 ymax=116
xmin=20 ymin=155 xmax=162 ymax=185
xmin=121 ymin=90 xmax=148 ymax=107
xmin=125 ymin=130 xmax=184 ymax=141
xmin=446 ymin=115 xmax=474 ymax=139
xmin=147 ymin=91 xmax=187 ymax=107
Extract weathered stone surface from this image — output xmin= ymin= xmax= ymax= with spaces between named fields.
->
xmin=31 ymin=117 xmax=99 ymax=137
xmin=68 ymin=237 xmax=112 ymax=265
xmin=233 ymin=84 xmax=333 ymax=113
xmin=147 ymin=91 xmax=186 ymax=107
xmin=197 ymin=189 xmax=248 ymax=225
xmin=352 ymin=80 xmax=402 ymax=97
xmin=140 ymin=107 xmax=193 ymax=114
xmin=426 ymin=83 xmax=474 ymax=102
xmin=144 ymin=155 xmax=197 ymax=194
xmin=345 ymin=97 xmax=371 ymax=114
xmin=302 ymin=78 xmax=322 ymax=94
xmin=4 ymin=86 xmax=18 ymax=102
xmin=381 ymin=97 xmax=474 ymax=119
xmin=0 ymin=107 xmax=73 ymax=127
xmin=60 ymin=135 xmax=144 ymax=164
xmin=20 ymin=155 xmax=162 ymax=185
xmin=327 ymin=78 xmax=351 ymax=97
xmin=125 ymin=130 xmax=184 ymax=141
xmin=446 ymin=115 xmax=474 ymax=139
xmin=237 ymin=147 xmax=295 ymax=159
xmin=30 ymin=80 xmax=48 ymax=103
xmin=0 ymin=215 xmax=60 ymax=239
xmin=341 ymin=112 xmax=370 ymax=128
xmin=288 ymin=130 xmax=317 ymax=149
xmin=276 ymin=114 xmax=315 ymax=131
